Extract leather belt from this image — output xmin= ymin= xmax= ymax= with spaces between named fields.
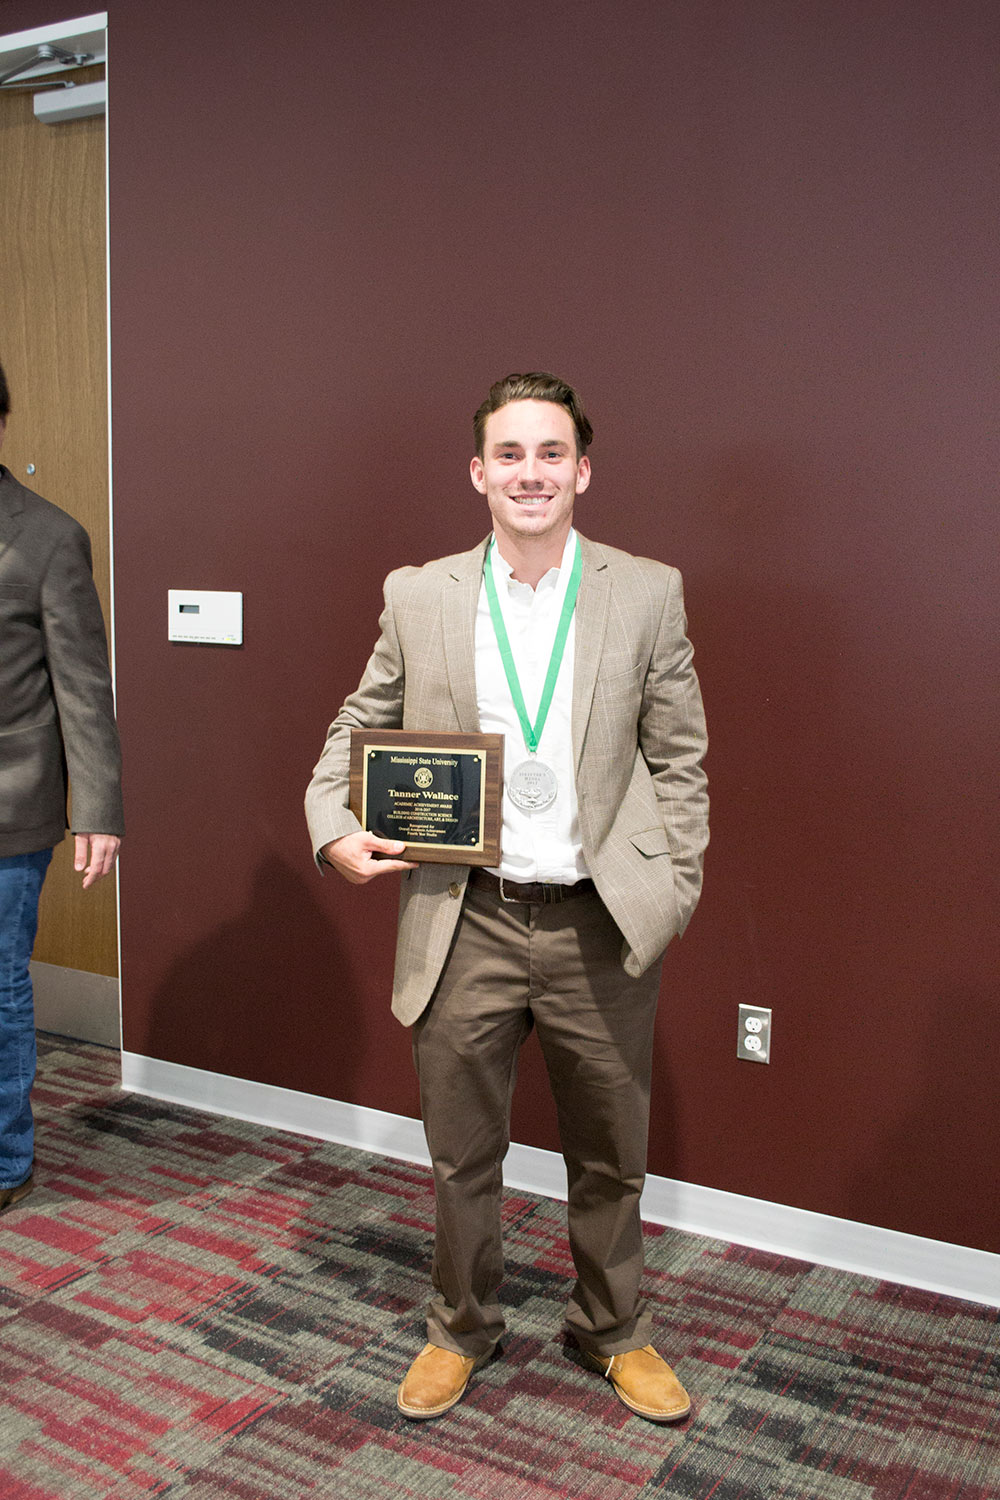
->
xmin=470 ymin=868 xmax=596 ymax=905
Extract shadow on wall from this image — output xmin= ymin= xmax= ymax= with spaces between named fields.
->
xmin=848 ymin=984 xmax=1000 ymax=1255
xmin=647 ymin=442 xmax=917 ymax=1208
xmin=141 ymin=853 xmax=371 ymax=1103
xmin=647 ymin=439 xmax=996 ymax=1248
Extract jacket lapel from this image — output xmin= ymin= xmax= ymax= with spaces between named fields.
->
xmin=442 ymin=537 xmax=489 ymax=732
xmin=572 ymin=534 xmax=610 ymax=775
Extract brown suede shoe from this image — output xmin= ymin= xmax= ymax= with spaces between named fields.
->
xmin=0 ymin=1173 xmax=34 ymax=1213
xmin=584 ymin=1344 xmax=691 ymax=1422
xmin=396 ymin=1342 xmax=491 ymax=1419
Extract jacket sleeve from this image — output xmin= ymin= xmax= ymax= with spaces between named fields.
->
xmin=40 ymin=525 xmax=124 ymax=837
xmin=304 ymin=570 xmax=407 ymax=863
xmin=637 ymin=566 xmax=708 ymax=928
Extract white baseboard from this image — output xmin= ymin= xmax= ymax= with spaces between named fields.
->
xmin=120 ymin=1051 xmax=1000 ymax=1310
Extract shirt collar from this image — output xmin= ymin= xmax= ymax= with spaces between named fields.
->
xmin=489 ymin=528 xmax=577 ymax=596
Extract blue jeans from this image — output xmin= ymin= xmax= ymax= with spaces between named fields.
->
xmin=0 ymin=848 xmax=52 ymax=1188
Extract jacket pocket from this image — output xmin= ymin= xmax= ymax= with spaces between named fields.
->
xmin=596 ymin=658 xmax=643 ymax=688
xmin=629 ymin=826 xmax=671 ymax=858
xmin=0 ymin=722 xmax=66 ymax=834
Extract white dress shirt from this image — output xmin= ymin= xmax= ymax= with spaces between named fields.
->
xmin=476 ymin=528 xmax=590 ymax=884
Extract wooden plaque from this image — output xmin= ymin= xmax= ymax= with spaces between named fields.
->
xmin=349 ymin=730 xmax=503 ymax=865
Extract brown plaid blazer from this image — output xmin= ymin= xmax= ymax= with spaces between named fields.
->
xmin=306 ymin=533 xmax=708 ymax=1026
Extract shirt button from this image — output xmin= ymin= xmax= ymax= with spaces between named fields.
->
xmin=448 ymin=882 xmax=462 ymax=898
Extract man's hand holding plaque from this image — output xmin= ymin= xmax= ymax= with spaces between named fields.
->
xmin=320 ymin=830 xmax=418 ymax=884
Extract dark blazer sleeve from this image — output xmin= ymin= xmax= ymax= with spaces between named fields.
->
xmin=40 ymin=524 xmax=124 ymax=837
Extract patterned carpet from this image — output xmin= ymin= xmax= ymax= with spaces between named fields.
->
xmin=0 ymin=1036 xmax=997 ymax=1499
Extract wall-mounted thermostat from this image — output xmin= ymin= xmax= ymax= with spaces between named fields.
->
xmin=168 ymin=590 xmax=243 ymax=645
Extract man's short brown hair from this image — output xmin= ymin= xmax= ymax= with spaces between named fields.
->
xmin=0 ymin=359 xmax=10 ymax=424
xmin=473 ymin=372 xmax=593 ymax=458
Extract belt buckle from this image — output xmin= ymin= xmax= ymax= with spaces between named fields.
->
xmin=497 ymin=877 xmax=522 ymax=904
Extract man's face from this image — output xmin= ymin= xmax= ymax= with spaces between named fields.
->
xmin=470 ymin=399 xmax=591 ymax=551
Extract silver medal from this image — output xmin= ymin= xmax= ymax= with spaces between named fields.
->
xmin=507 ymin=758 xmax=558 ymax=812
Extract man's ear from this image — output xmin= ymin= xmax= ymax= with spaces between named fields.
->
xmin=470 ymin=455 xmax=487 ymax=494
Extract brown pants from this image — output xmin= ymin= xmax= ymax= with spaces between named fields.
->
xmin=411 ymin=872 xmax=663 ymax=1358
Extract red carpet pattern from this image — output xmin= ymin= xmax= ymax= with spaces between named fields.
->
xmin=0 ymin=1037 xmax=997 ymax=1498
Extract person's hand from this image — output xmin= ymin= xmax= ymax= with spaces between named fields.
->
xmin=74 ymin=833 xmax=122 ymax=890
xmin=320 ymin=831 xmax=418 ymax=884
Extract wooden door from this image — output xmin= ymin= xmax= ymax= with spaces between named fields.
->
xmin=0 ymin=64 xmax=117 ymax=980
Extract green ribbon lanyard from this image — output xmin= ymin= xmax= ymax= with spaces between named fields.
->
xmin=483 ymin=534 xmax=582 ymax=755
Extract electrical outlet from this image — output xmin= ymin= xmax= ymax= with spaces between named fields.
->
xmin=738 ymin=1004 xmax=772 ymax=1064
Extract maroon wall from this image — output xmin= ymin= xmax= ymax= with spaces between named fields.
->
xmin=4 ymin=0 xmax=997 ymax=1253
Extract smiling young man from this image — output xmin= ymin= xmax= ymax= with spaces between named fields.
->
xmin=306 ymin=372 xmax=708 ymax=1422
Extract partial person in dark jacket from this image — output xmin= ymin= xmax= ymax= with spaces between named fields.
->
xmin=0 ymin=357 xmax=123 ymax=1212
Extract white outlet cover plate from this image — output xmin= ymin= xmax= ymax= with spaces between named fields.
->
xmin=738 ymin=1004 xmax=772 ymax=1064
